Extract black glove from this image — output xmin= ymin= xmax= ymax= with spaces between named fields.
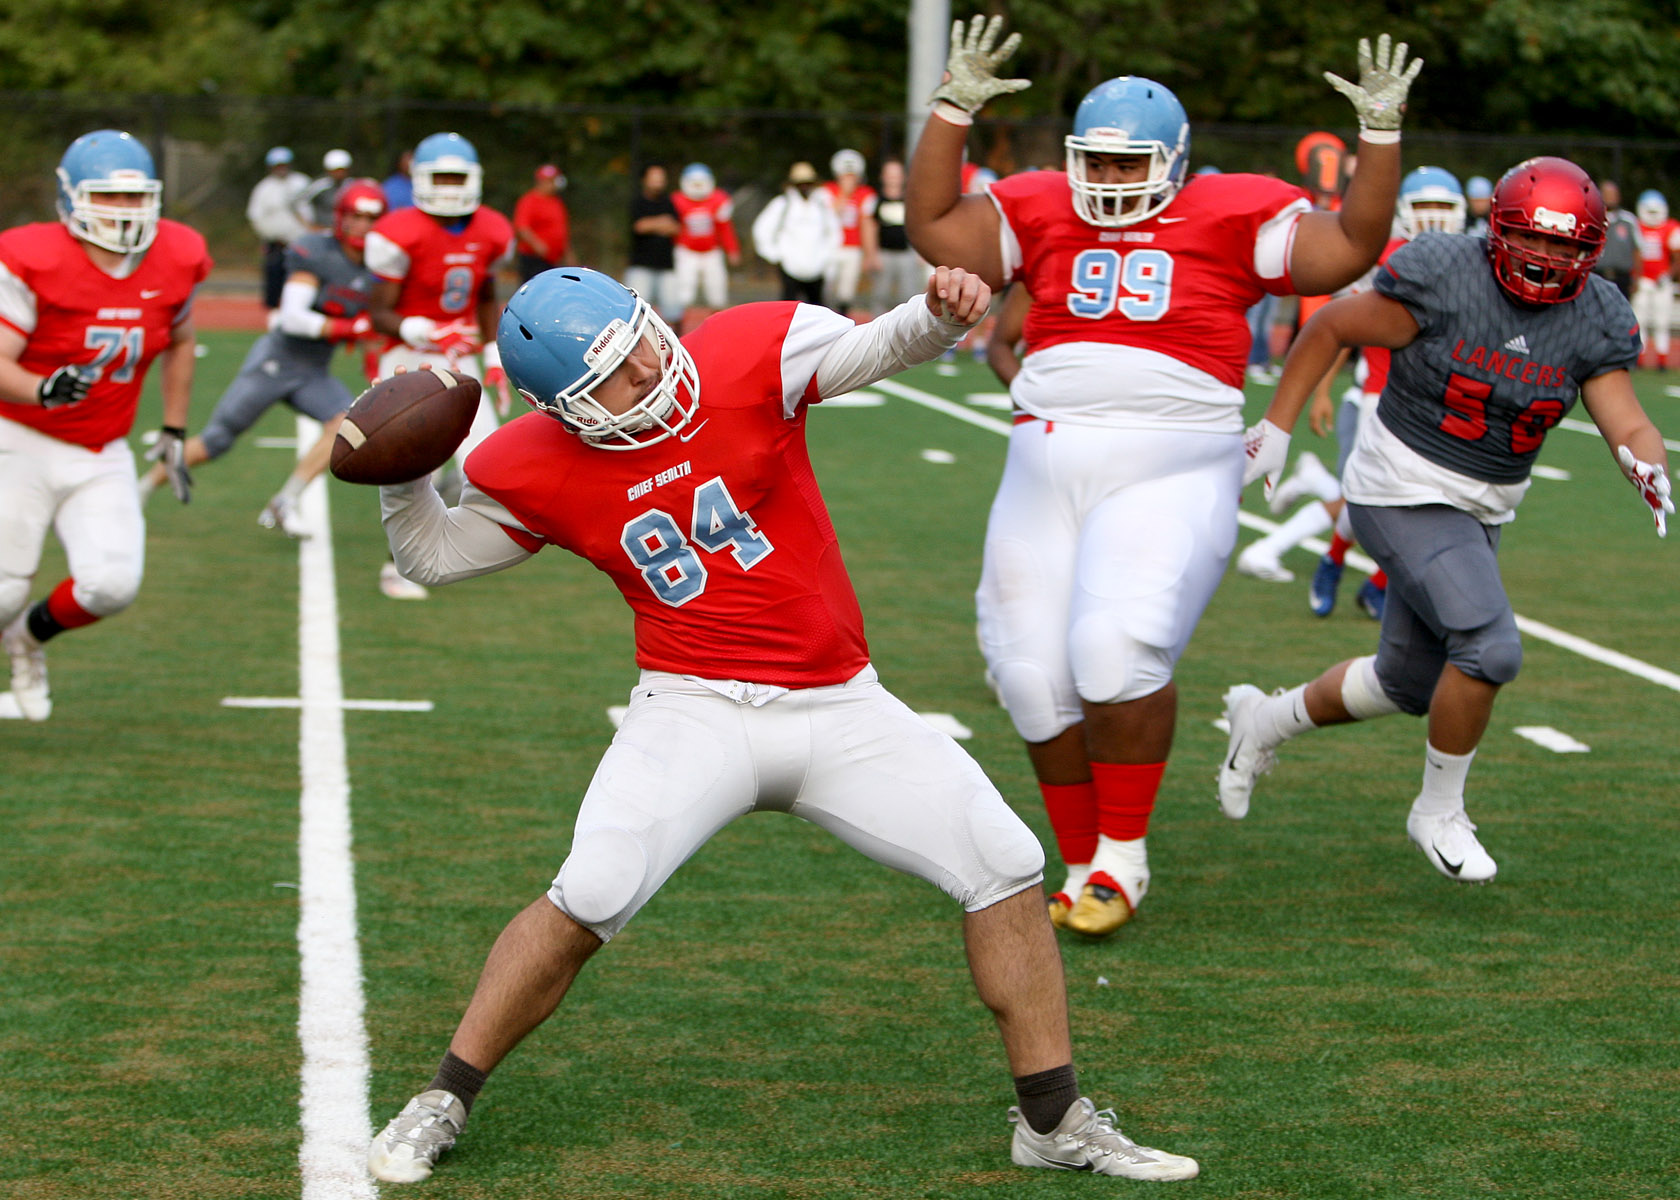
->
xmin=37 ymin=365 xmax=94 ymax=408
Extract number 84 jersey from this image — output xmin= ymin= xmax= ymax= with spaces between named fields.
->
xmin=989 ymin=171 xmax=1309 ymax=430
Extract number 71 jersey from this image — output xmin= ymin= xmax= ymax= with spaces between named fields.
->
xmin=463 ymin=302 xmax=872 ymax=688
xmin=988 ymin=171 xmax=1310 ymax=389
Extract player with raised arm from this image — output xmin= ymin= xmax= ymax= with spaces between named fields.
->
xmin=0 ymin=130 xmax=211 ymax=720
xmin=1219 ymin=157 xmax=1670 ymax=881
xmin=906 ymin=16 xmax=1419 ymax=937
xmin=363 ymin=266 xmax=1199 ymax=1186
xmin=139 ymin=180 xmax=386 ymax=537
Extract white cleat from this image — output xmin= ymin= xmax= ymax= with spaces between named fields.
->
xmin=380 ymin=562 xmax=429 ymax=601
xmin=257 ymin=494 xmax=311 ymax=539
xmin=1406 ymin=809 xmax=1498 ymax=882
xmin=3 ymin=614 xmax=51 ymax=721
xmin=1236 ymin=544 xmax=1294 ymax=583
xmin=368 ymin=1089 xmax=467 ymax=1183
xmin=1218 ymin=684 xmax=1275 ymax=819
xmin=1268 ymin=450 xmax=1338 ymax=514
xmin=1011 ymin=1097 xmax=1199 ymax=1181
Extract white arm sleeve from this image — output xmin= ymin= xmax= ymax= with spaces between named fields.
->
xmin=379 ymin=477 xmax=536 ymax=586
xmin=275 ymin=278 xmax=328 ymax=339
xmin=813 ymin=295 xmax=967 ymax=399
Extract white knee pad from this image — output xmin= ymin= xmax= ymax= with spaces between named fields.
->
xmin=75 ymin=567 xmax=142 ymax=617
xmin=1341 ymin=654 xmax=1403 ymax=720
xmin=0 ymin=575 xmax=30 ymax=626
xmin=552 ymin=827 xmax=648 ymax=928
xmin=989 ymin=658 xmax=1078 ymax=744
xmin=1068 ymin=610 xmax=1174 ymax=705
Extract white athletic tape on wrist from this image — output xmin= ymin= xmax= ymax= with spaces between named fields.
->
xmin=1358 ymin=129 xmax=1401 ymax=145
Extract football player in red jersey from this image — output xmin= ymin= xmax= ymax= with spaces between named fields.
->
xmin=670 ymin=163 xmax=742 ymax=321
xmin=0 ymin=130 xmax=211 ymax=721
xmin=822 ymin=148 xmax=881 ymax=313
xmin=1219 ymin=157 xmax=1668 ymax=883
xmin=1631 ymin=189 xmax=1680 ymax=369
xmin=365 ymin=267 xmax=1200 ymax=1186
xmin=907 ymin=16 xmax=1420 ymax=937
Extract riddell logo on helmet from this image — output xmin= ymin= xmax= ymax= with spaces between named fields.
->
xmin=585 ymin=319 xmax=630 ymax=370
xmin=1087 ymin=126 xmax=1132 ymax=142
xmin=1532 ymin=206 xmax=1578 ymax=235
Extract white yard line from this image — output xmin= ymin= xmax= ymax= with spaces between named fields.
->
xmin=289 ymin=416 xmax=377 ymax=1200
xmin=884 ymin=376 xmax=1680 ymax=697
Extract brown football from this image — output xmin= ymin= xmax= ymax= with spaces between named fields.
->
xmin=330 ymin=367 xmax=482 ymax=485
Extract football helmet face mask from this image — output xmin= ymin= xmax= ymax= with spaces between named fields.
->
xmin=1487 ymin=157 xmax=1606 ymax=306
xmin=1397 ymin=166 xmax=1466 ymax=238
xmin=411 ymin=132 xmax=482 ymax=218
xmin=497 ymin=268 xmax=699 ymax=451
xmin=1636 ymin=189 xmax=1668 ymax=227
xmin=332 ymin=179 xmax=387 ymax=251
xmin=1065 ymin=77 xmax=1190 ymax=228
xmin=678 ymin=164 xmax=715 ymax=201
xmin=830 ymin=148 xmax=865 ymax=180
xmin=56 ymin=130 xmax=161 ymax=254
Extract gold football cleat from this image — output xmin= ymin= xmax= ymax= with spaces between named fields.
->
xmin=1065 ymin=883 xmax=1133 ymax=938
xmin=1047 ymin=893 xmax=1072 ymax=929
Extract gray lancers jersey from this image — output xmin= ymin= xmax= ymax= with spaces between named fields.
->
xmin=275 ymin=232 xmax=377 ymax=368
xmin=1373 ymin=233 xmax=1640 ymax=484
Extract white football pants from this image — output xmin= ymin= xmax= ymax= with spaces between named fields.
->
xmin=1634 ymin=276 xmax=1673 ymax=357
xmin=673 ymin=247 xmax=729 ymax=310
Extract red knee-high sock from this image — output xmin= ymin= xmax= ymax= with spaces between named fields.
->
xmin=46 ymin=579 xmax=100 ymax=629
xmin=1089 ymin=761 xmax=1166 ymax=842
xmin=1327 ymin=531 xmax=1352 ymax=565
xmin=1370 ymin=569 xmax=1388 ymax=590
xmin=1039 ymin=781 xmax=1098 ymax=873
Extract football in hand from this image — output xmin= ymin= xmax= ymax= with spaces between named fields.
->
xmin=330 ymin=367 xmax=482 ymax=485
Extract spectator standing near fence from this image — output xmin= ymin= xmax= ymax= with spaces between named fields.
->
xmin=752 ymin=161 xmax=840 ymax=306
xmin=624 ymin=164 xmax=680 ymax=320
xmin=514 ymin=164 xmax=571 ymax=283
xmin=1595 ymin=181 xmax=1641 ymax=300
xmin=247 ymin=147 xmax=309 ymax=309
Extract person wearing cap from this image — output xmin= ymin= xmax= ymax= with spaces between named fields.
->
xmin=295 ymin=149 xmax=353 ymax=234
xmin=1464 ymin=175 xmax=1492 ymax=236
xmin=514 ymin=164 xmax=571 ymax=283
xmin=751 ymin=161 xmax=841 ymax=305
xmin=246 ymin=146 xmax=310 ymax=308
xmin=822 ymin=149 xmax=880 ymax=314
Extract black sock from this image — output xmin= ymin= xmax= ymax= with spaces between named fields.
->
xmin=25 ymin=600 xmax=66 ymax=645
xmin=429 ymin=1050 xmax=489 ymax=1116
xmin=1014 ymin=1063 xmax=1080 ymax=1135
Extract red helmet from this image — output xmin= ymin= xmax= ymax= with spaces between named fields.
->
xmin=1486 ymin=157 xmax=1605 ymax=305
xmin=333 ymin=179 xmax=387 ymax=251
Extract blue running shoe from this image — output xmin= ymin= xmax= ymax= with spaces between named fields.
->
xmin=1357 ymin=578 xmax=1386 ymax=620
xmin=1308 ymin=555 xmax=1343 ymax=617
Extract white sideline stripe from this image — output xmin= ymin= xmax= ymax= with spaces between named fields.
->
xmin=605 ymin=704 xmax=973 ymax=738
xmin=1557 ymin=415 xmax=1680 ymax=454
xmin=291 ymin=416 xmax=377 ymax=1200
xmin=891 ymin=374 xmax=1680 ymax=696
xmin=223 ymin=697 xmax=434 ymax=712
xmin=1514 ymin=725 xmax=1591 ymax=753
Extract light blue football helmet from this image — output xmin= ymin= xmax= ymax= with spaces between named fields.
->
xmin=1637 ymin=188 xmax=1668 ymax=227
xmin=56 ymin=130 xmax=161 ymax=254
xmin=497 ymin=268 xmax=699 ymax=450
xmin=1397 ymin=166 xmax=1465 ymax=238
xmin=1064 ymin=77 xmax=1190 ymax=227
xmin=412 ymin=132 xmax=482 ymax=217
xmin=679 ymin=163 xmax=715 ymax=200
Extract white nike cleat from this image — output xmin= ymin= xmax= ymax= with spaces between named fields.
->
xmin=1236 ymin=544 xmax=1294 ymax=583
xmin=3 ymin=614 xmax=51 ymax=721
xmin=1406 ymin=809 xmax=1498 ymax=882
xmin=257 ymin=494 xmax=311 ymax=539
xmin=1218 ymin=684 xmax=1275 ymax=819
xmin=1010 ymin=1097 xmax=1199 ymax=1181
xmin=1268 ymin=450 xmax=1338 ymax=513
xmin=368 ymin=1089 xmax=467 ymax=1183
xmin=380 ymin=562 xmax=429 ymax=601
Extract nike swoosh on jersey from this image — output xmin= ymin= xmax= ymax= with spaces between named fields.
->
xmin=677 ymin=419 xmax=709 ymax=443
xmin=140 ymin=289 xmax=163 ymax=298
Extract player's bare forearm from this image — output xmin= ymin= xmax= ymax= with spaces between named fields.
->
xmin=159 ymin=326 xmax=196 ymax=428
xmin=1291 ymin=140 xmax=1402 ymax=294
xmin=1270 ymin=291 xmax=1416 ymax=431
xmin=0 ymin=328 xmax=45 ymax=405
xmin=1267 ymin=319 xmax=1344 ymax=435
xmin=368 ymin=279 xmax=405 ymax=339
xmin=1582 ymin=371 xmax=1669 ymax=467
xmin=906 ymin=117 xmax=1005 ymax=288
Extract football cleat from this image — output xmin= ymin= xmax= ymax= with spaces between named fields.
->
xmin=379 ymin=561 xmax=429 ymax=601
xmin=257 ymin=495 xmax=310 ymax=539
xmin=1309 ymin=555 xmax=1344 ymax=617
xmin=3 ymin=614 xmax=51 ymax=722
xmin=1406 ymin=809 xmax=1498 ymax=883
xmin=368 ymin=1089 xmax=467 ymax=1183
xmin=1267 ymin=451 xmax=1337 ymax=514
xmin=1010 ymin=1097 xmax=1199 ymax=1181
xmin=1047 ymin=892 xmax=1073 ymax=929
xmin=1357 ymin=578 xmax=1386 ymax=620
xmin=1065 ymin=882 xmax=1133 ymax=937
xmin=1236 ymin=544 xmax=1294 ymax=583
xmin=1218 ymin=684 xmax=1275 ymax=820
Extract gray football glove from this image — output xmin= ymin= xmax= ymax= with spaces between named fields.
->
xmin=1324 ymin=34 xmax=1422 ymax=134
xmin=145 ymin=425 xmax=193 ymax=504
xmin=928 ymin=14 xmax=1031 ymax=115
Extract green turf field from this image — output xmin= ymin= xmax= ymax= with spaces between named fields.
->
xmin=4 ymin=329 xmax=1677 ymax=1199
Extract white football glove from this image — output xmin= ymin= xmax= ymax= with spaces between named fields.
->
xmin=1324 ymin=34 xmax=1422 ymax=136
xmin=928 ymin=14 xmax=1031 ymax=117
xmin=1243 ymin=420 xmax=1291 ymax=496
xmin=1617 ymin=444 xmax=1673 ymax=538
xmin=145 ymin=425 xmax=193 ymax=504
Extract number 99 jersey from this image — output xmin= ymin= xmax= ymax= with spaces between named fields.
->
xmin=364 ymin=204 xmax=513 ymax=322
xmin=987 ymin=170 xmax=1310 ymax=396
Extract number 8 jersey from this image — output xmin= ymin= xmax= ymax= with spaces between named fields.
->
xmin=364 ymin=204 xmax=513 ymax=323
xmin=988 ymin=170 xmax=1310 ymax=432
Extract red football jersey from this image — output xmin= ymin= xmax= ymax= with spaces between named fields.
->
xmin=466 ymin=303 xmax=869 ymax=687
xmin=1636 ymin=218 xmax=1680 ymax=281
xmin=366 ymin=205 xmax=513 ymax=321
xmin=0 ymin=221 xmax=212 ymax=449
xmin=989 ymin=171 xmax=1311 ymax=389
xmin=822 ymin=182 xmax=879 ymax=249
xmin=670 ymin=191 xmax=740 ymax=256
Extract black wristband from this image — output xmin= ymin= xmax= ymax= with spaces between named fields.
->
xmin=161 ymin=425 xmax=187 ymax=439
